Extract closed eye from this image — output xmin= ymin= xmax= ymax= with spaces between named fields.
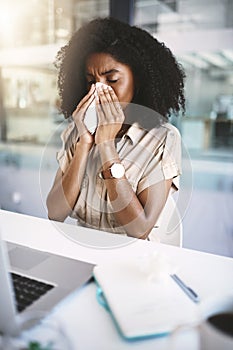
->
xmin=107 ymin=79 xmax=118 ymax=83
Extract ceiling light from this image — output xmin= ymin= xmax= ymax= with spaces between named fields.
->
xmin=197 ymin=52 xmax=228 ymax=68
xmin=179 ymin=54 xmax=208 ymax=69
xmin=221 ymin=50 xmax=233 ymax=63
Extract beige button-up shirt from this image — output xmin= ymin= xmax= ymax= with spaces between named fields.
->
xmin=57 ymin=121 xmax=181 ymax=234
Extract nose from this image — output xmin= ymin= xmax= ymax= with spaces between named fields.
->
xmin=95 ymin=78 xmax=108 ymax=86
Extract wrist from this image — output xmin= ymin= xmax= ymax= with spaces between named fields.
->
xmin=97 ymin=140 xmax=119 ymax=166
xmin=95 ymin=139 xmax=115 ymax=147
xmin=79 ymin=131 xmax=93 ymax=143
xmin=77 ymin=137 xmax=93 ymax=150
xmin=99 ymin=162 xmax=125 ymax=179
xmin=97 ymin=139 xmax=116 ymax=157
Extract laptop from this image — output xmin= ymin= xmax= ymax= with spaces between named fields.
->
xmin=0 ymin=229 xmax=94 ymax=336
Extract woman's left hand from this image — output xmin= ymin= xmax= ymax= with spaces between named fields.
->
xmin=95 ymin=85 xmax=125 ymax=145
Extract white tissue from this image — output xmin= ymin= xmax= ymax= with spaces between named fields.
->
xmin=84 ymin=82 xmax=109 ymax=133
xmin=85 ymin=99 xmax=97 ymax=134
xmin=95 ymin=82 xmax=109 ymax=90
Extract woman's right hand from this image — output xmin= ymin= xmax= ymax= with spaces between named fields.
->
xmin=72 ymin=84 xmax=96 ymax=145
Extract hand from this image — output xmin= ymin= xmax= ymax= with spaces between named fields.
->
xmin=95 ymin=85 xmax=125 ymax=145
xmin=72 ymin=84 xmax=96 ymax=145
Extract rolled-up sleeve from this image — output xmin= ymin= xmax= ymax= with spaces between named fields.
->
xmin=161 ymin=127 xmax=181 ymax=190
xmin=137 ymin=125 xmax=182 ymax=193
xmin=56 ymin=121 xmax=79 ymax=173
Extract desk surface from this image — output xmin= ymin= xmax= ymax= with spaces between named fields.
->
xmin=1 ymin=209 xmax=233 ymax=350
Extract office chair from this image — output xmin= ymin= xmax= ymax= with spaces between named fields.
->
xmin=148 ymin=195 xmax=183 ymax=247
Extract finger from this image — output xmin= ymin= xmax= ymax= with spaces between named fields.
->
xmin=102 ymin=85 xmax=112 ymax=103
xmin=99 ymin=86 xmax=122 ymax=122
xmin=72 ymin=94 xmax=95 ymax=120
xmin=96 ymin=86 xmax=112 ymax=121
xmin=101 ymin=86 xmax=116 ymax=116
xmin=75 ymin=84 xmax=96 ymax=111
xmin=107 ymin=88 xmax=123 ymax=114
xmin=72 ymin=87 xmax=95 ymax=118
xmin=95 ymin=95 xmax=105 ymax=124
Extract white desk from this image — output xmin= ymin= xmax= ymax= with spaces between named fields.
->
xmin=1 ymin=209 xmax=233 ymax=350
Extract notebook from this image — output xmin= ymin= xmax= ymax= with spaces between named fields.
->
xmin=0 ymin=229 xmax=94 ymax=336
xmin=93 ymin=257 xmax=199 ymax=340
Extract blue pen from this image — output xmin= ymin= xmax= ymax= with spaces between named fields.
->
xmin=171 ymin=274 xmax=200 ymax=303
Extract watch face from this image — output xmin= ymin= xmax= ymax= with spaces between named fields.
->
xmin=111 ymin=163 xmax=125 ymax=178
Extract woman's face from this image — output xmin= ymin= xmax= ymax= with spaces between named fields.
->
xmin=85 ymin=52 xmax=135 ymax=104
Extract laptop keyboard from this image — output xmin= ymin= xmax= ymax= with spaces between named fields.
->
xmin=11 ymin=272 xmax=54 ymax=312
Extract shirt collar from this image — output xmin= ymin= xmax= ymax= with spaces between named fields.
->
xmin=123 ymin=122 xmax=146 ymax=145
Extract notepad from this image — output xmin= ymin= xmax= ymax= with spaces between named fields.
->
xmin=93 ymin=258 xmax=199 ymax=340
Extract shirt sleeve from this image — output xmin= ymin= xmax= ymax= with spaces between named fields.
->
xmin=137 ymin=125 xmax=182 ymax=194
xmin=161 ymin=125 xmax=182 ymax=190
xmin=56 ymin=120 xmax=79 ymax=173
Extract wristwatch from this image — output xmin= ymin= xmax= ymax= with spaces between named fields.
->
xmin=100 ymin=163 xmax=125 ymax=179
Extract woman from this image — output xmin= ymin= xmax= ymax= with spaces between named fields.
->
xmin=46 ymin=17 xmax=185 ymax=240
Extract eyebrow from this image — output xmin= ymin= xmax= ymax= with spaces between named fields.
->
xmin=86 ymin=69 xmax=119 ymax=77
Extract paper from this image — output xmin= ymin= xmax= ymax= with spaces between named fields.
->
xmin=84 ymin=82 xmax=109 ymax=133
xmin=84 ymin=99 xmax=97 ymax=134
xmin=93 ymin=254 xmax=199 ymax=340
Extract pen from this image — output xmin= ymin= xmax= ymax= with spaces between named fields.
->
xmin=170 ymin=274 xmax=200 ymax=303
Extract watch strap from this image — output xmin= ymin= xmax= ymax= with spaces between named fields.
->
xmin=101 ymin=167 xmax=113 ymax=179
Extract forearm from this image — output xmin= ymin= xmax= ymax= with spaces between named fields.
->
xmin=47 ymin=141 xmax=92 ymax=221
xmin=106 ymin=178 xmax=153 ymax=238
xmin=97 ymin=141 xmax=154 ymax=238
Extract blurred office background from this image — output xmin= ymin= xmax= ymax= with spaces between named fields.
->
xmin=0 ymin=0 xmax=232 ymax=257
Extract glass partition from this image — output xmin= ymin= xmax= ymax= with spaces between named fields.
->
xmin=2 ymin=67 xmax=59 ymax=144
xmin=177 ymin=50 xmax=233 ymax=151
xmin=0 ymin=0 xmax=110 ymax=219
xmin=0 ymin=0 xmax=109 ymax=49
xmin=0 ymin=0 xmax=232 ymax=256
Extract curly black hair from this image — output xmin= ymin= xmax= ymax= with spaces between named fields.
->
xmin=55 ymin=17 xmax=186 ymax=120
